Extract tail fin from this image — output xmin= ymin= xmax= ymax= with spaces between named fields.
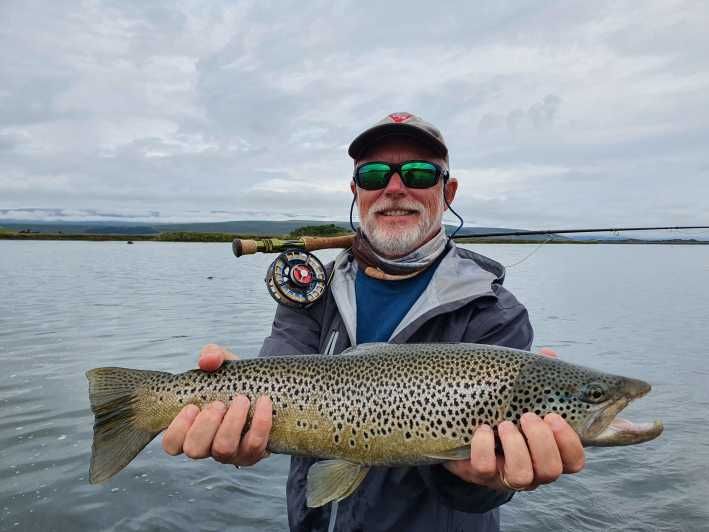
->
xmin=86 ymin=367 xmax=168 ymax=484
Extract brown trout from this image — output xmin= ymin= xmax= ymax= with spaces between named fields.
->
xmin=86 ymin=343 xmax=663 ymax=507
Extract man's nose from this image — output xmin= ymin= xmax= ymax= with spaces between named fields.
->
xmin=383 ymin=172 xmax=406 ymax=195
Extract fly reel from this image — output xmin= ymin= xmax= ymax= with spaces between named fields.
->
xmin=265 ymin=249 xmax=328 ymax=308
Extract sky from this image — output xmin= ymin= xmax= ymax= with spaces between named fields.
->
xmin=1 ymin=0 xmax=708 ymax=229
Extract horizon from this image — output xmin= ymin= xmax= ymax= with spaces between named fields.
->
xmin=4 ymin=216 xmax=708 ymax=242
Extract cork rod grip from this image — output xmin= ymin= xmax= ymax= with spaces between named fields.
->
xmin=232 ymin=238 xmax=259 ymax=257
xmin=302 ymin=234 xmax=355 ymax=251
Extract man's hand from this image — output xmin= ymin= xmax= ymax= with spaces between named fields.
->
xmin=444 ymin=348 xmax=585 ymax=491
xmin=162 ymin=344 xmax=273 ymax=468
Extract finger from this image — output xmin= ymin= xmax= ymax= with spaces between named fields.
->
xmin=182 ymin=401 xmax=227 ymax=459
xmin=538 ymin=347 xmax=557 ymax=358
xmin=223 ymin=349 xmax=239 ymax=360
xmin=199 ymin=344 xmax=225 ymax=372
xmin=468 ymin=424 xmax=498 ymax=483
xmin=442 ymin=458 xmax=468 ymax=480
xmin=544 ymin=413 xmax=585 ymax=474
xmin=162 ymin=404 xmax=200 ymax=455
xmin=236 ymin=396 xmax=273 ymax=466
xmin=498 ymin=421 xmax=534 ymax=488
xmin=199 ymin=344 xmax=239 ymax=372
xmin=442 ymin=424 xmax=496 ymax=484
xmin=520 ymin=413 xmax=563 ymax=484
xmin=211 ymin=395 xmax=250 ymax=464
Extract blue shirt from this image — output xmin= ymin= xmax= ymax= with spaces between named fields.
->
xmin=355 ymin=260 xmax=441 ymax=344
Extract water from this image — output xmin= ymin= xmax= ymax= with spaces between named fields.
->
xmin=1 ymin=241 xmax=707 ymax=532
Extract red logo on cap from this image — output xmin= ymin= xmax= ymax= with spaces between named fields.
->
xmin=388 ymin=112 xmax=413 ymax=123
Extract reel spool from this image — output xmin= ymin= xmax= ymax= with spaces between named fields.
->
xmin=265 ymin=249 xmax=328 ymax=308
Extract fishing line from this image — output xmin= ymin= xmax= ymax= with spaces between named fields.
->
xmin=349 ymin=194 xmax=358 ymax=233
xmin=504 ymin=235 xmax=554 ymax=269
xmin=442 ymin=181 xmax=464 ymax=242
xmin=234 ymin=216 xmax=709 ymax=306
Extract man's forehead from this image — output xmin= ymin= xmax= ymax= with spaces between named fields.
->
xmin=355 ymin=135 xmax=444 ymax=164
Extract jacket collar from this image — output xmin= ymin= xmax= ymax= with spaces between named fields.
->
xmin=329 ymin=241 xmax=504 ymax=346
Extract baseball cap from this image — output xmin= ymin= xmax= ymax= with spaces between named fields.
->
xmin=348 ymin=112 xmax=449 ymax=163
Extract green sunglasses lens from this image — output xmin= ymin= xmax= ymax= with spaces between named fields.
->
xmin=400 ymin=162 xmax=438 ymax=188
xmin=357 ymin=163 xmax=391 ymax=189
xmin=356 ymin=161 xmax=441 ymax=189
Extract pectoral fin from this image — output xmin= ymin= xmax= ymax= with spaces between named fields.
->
xmin=306 ymin=460 xmax=370 ymax=508
xmin=423 ymin=445 xmax=471 ymax=461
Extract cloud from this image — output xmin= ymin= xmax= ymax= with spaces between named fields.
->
xmin=0 ymin=0 xmax=707 ymax=227
xmin=479 ymin=94 xmax=562 ymax=133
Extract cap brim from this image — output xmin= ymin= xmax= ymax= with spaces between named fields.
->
xmin=348 ymin=123 xmax=448 ymax=160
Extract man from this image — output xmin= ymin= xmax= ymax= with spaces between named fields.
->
xmin=162 ymin=113 xmax=585 ymax=531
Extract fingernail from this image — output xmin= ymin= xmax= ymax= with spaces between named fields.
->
xmin=184 ymin=404 xmax=200 ymax=418
xmin=210 ymin=401 xmax=226 ymax=412
xmin=547 ymin=413 xmax=566 ymax=431
xmin=256 ymin=395 xmax=272 ymax=407
xmin=236 ymin=394 xmax=250 ymax=407
xmin=498 ymin=421 xmax=512 ymax=435
xmin=477 ymin=424 xmax=492 ymax=433
xmin=521 ymin=412 xmax=539 ymax=425
xmin=539 ymin=347 xmax=557 ymax=357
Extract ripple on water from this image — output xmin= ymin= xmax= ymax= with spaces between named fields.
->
xmin=2 ymin=242 xmax=709 ymax=531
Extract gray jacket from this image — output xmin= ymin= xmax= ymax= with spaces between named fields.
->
xmin=259 ymin=242 xmax=534 ymax=532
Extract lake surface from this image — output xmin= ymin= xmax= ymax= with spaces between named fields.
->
xmin=1 ymin=241 xmax=707 ymax=532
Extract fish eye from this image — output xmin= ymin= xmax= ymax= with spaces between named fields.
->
xmin=579 ymin=382 xmax=609 ymax=404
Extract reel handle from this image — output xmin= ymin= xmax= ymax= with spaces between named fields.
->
xmin=232 ymin=234 xmax=355 ymax=257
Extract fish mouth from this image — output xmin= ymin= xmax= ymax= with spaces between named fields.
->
xmin=581 ymin=378 xmax=664 ymax=446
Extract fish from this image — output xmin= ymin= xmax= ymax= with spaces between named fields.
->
xmin=86 ymin=342 xmax=663 ymax=507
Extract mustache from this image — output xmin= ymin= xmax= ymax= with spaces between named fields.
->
xmin=371 ymin=199 xmax=423 ymax=214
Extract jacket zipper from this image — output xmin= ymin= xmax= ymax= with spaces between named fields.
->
xmin=324 ymin=329 xmax=339 ymax=532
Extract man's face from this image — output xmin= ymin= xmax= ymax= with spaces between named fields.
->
xmin=351 ymin=136 xmax=458 ymax=258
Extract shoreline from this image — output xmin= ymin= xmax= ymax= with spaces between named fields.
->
xmin=1 ymin=232 xmax=707 ymax=245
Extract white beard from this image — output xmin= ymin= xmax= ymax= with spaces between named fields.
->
xmin=360 ymin=198 xmax=443 ymax=257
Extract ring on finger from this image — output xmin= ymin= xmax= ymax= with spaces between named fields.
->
xmin=233 ymin=449 xmax=270 ymax=469
xmin=499 ymin=472 xmax=530 ymax=492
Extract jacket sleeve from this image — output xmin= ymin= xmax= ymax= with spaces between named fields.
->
xmin=462 ymin=284 xmax=534 ymax=350
xmin=422 ymin=284 xmax=533 ymax=513
xmin=259 ymin=302 xmax=323 ymax=357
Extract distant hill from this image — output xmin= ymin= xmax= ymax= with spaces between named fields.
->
xmin=160 ymin=220 xmax=355 ymax=235
xmin=1 ymin=219 xmax=705 ymax=242
xmin=0 ymin=219 xmax=559 ymax=240
xmin=0 ymin=221 xmax=159 ymax=235
xmin=0 ymin=220 xmax=352 ymax=236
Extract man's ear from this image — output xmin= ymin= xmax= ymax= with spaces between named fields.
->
xmin=443 ymin=177 xmax=458 ymax=207
xmin=350 ymin=180 xmax=357 ymax=196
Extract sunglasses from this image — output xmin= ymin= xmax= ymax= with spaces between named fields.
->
xmin=353 ymin=160 xmax=449 ymax=191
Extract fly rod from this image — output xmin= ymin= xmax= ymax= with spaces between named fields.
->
xmin=452 ymin=225 xmax=709 ymax=239
xmin=232 ymin=225 xmax=709 ymax=257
